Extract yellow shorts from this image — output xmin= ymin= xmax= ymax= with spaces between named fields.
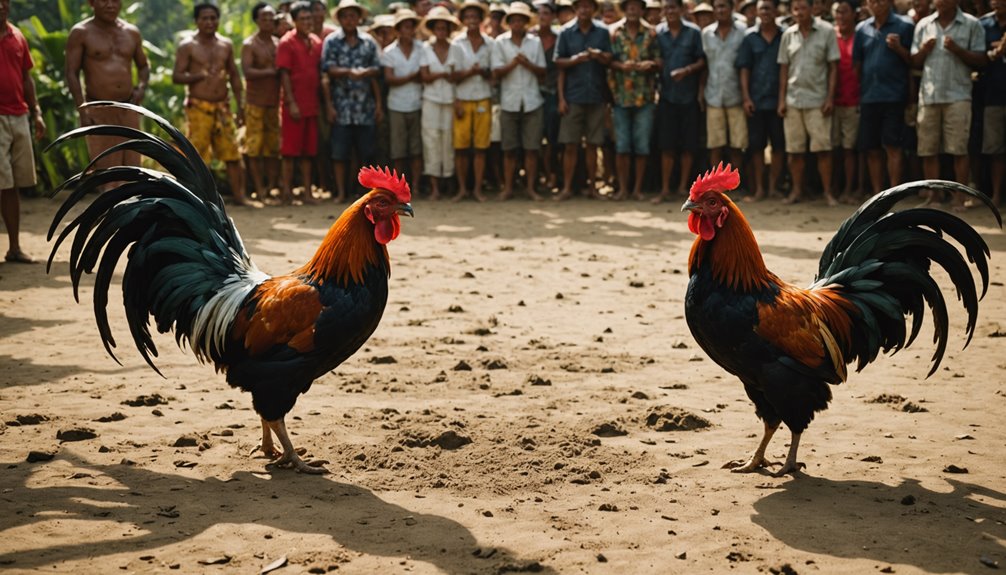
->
xmin=453 ymin=98 xmax=491 ymax=150
xmin=243 ymin=103 xmax=279 ymax=158
xmin=185 ymin=97 xmax=241 ymax=164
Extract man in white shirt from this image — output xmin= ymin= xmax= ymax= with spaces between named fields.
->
xmin=382 ymin=10 xmax=424 ymax=186
xmin=451 ymin=0 xmax=495 ymax=201
xmin=492 ymin=2 xmax=547 ymax=200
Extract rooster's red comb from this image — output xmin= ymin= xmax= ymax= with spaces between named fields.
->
xmin=359 ymin=166 xmax=411 ymax=203
xmin=688 ymin=162 xmax=740 ymax=201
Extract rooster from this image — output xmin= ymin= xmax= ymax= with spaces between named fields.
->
xmin=682 ymin=163 xmax=1001 ymax=476
xmin=47 ymin=102 xmax=413 ymax=474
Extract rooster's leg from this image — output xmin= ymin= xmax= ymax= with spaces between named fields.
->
xmin=256 ymin=418 xmax=283 ymax=459
xmin=726 ymin=421 xmax=782 ymax=473
xmin=771 ymin=432 xmax=806 ymax=476
xmin=267 ymin=418 xmax=328 ymax=474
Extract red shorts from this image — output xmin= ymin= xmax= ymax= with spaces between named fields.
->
xmin=280 ymin=111 xmax=318 ymax=157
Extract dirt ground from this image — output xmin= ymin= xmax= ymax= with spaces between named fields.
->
xmin=1 ymin=192 xmax=1004 ymax=575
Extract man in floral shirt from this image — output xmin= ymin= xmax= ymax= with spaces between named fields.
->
xmin=322 ymin=0 xmax=382 ymax=202
xmin=609 ymin=0 xmax=659 ymax=201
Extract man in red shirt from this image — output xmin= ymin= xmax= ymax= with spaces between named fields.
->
xmin=0 ymin=0 xmax=45 ymax=264
xmin=833 ymin=0 xmax=861 ymax=203
xmin=277 ymin=1 xmax=323 ymax=204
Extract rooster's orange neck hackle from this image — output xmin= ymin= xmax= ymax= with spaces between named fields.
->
xmin=686 ymin=163 xmax=774 ymax=292
xmin=296 ymin=167 xmax=412 ymax=286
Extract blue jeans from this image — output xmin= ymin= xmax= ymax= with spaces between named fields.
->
xmin=613 ymin=103 xmax=654 ymax=155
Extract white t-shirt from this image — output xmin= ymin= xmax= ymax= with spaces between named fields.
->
xmin=381 ymin=40 xmax=423 ymax=112
xmin=451 ymin=32 xmax=494 ymax=101
xmin=419 ymin=41 xmax=456 ymax=104
xmin=491 ymin=31 xmax=546 ymax=113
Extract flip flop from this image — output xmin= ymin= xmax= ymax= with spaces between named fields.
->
xmin=4 ymin=250 xmax=36 ymax=264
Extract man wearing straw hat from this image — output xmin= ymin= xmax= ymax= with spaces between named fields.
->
xmin=554 ymin=0 xmax=613 ymax=200
xmin=322 ymin=0 xmax=383 ymax=202
xmin=383 ymin=9 xmax=425 ymax=187
xmin=492 ymin=1 xmax=548 ymax=200
xmin=451 ymin=0 xmax=495 ymax=202
xmin=420 ymin=6 xmax=461 ymax=199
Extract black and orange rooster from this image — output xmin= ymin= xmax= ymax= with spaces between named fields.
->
xmin=682 ymin=163 xmax=1001 ymax=476
xmin=47 ymin=103 xmax=413 ymax=474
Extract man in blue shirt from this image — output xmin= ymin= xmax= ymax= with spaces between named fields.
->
xmin=853 ymin=0 xmax=913 ymax=195
xmin=653 ymin=0 xmax=706 ymax=203
xmin=736 ymin=0 xmax=783 ymax=201
xmin=554 ymin=0 xmax=613 ymax=200
xmin=980 ymin=0 xmax=1006 ymax=206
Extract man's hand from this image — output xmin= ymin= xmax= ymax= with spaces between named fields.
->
xmin=821 ymin=96 xmax=833 ymax=116
xmin=743 ymin=97 xmax=755 ymax=116
xmin=943 ymin=35 xmax=959 ymax=54
xmin=33 ymin=113 xmax=46 ymax=140
xmin=375 ymin=106 xmax=384 ymax=124
xmin=920 ymin=37 xmax=937 ymax=56
xmin=777 ymin=100 xmax=787 ymax=118
xmin=326 ymin=103 xmax=337 ymax=124
xmin=289 ymin=101 xmax=302 ymax=121
xmin=885 ymin=33 xmax=901 ymax=50
xmin=558 ymin=98 xmax=569 ymax=116
xmin=670 ymin=67 xmax=688 ymax=81
xmin=130 ymin=85 xmax=146 ymax=105
xmin=454 ymin=99 xmax=465 ymax=119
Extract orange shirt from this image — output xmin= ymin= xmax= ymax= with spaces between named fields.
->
xmin=0 ymin=23 xmax=32 ymax=116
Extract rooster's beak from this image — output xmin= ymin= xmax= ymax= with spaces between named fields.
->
xmin=397 ymin=203 xmax=414 ymax=217
xmin=681 ymin=199 xmax=699 ymax=212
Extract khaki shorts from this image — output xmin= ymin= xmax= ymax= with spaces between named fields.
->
xmin=389 ymin=110 xmax=422 ymax=159
xmin=84 ymin=103 xmax=142 ymax=169
xmin=917 ymin=101 xmax=971 ymax=157
xmin=982 ymin=105 xmax=1006 ymax=155
xmin=185 ymin=97 xmax=241 ymax=164
xmin=558 ymin=103 xmax=606 ymax=146
xmin=832 ymin=105 xmax=859 ymax=150
xmin=706 ymin=105 xmax=748 ymax=150
xmin=453 ymin=98 xmax=491 ymax=150
xmin=243 ymin=103 xmax=279 ymax=158
xmin=501 ymin=107 xmax=544 ymax=152
xmin=0 ymin=114 xmax=36 ymax=190
xmin=784 ymin=106 xmax=833 ymax=153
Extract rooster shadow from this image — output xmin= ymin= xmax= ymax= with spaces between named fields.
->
xmin=0 ymin=451 xmax=554 ymax=574
xmin=751 ymin=475 xmax=1005 ymax=573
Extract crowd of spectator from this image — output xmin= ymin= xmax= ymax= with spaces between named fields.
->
xmin=3 ymin=0 xmax=1006 ymax=249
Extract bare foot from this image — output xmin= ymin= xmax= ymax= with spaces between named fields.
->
xmin=743 ymin=191 xmax=766 ymax=203
xmin=781 ymin=193 xmax=801 ymax=205
xmin=472 ymin=190 xmax=487 ymax=203
xmin=553 ymin=189 xmax=573 ymax=201
xmin=631 ymin=192 xmax=646 ymax=201
xmin=452 ymin=189 xmax=469 ymax=202
xmin=4 ymin=250 xmax=36 ymax=264
xmin=233 ymin=197 xmax=265 ymax=208
xmin=824 ymin=193 xmax=839 ymax=207
xmin=527 ymin=189 xmax=544 ymax=201
xmin=498 ymin=190 xmax=513 ymax=201
xmin=651 ymin=192 xmax=669 ymax=205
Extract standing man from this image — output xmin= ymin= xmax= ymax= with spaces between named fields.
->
xmin=737 ymin=0 xmax=784 ymax=202
xmin=911 ymin=0 xmax=986 ymax=207
xmin=554 ymin=0 xmax=613 ymax=200
xmin=831 ymin=0 xmax=860 ymax=202
xmin=451 ymin=0 xmax=495 ymax=202
xmin=383 ymin=9 xmax=424 ymax=188
xmin=979 ymin=0 xmax=1005 ymax=206
xmin=277 ymin=1 xmax=323 ymax=205
xmin=173 ymin=3 xmax=254 ymax=206
xmin=242 ymin=2 xmax=281 ymax=203
xmin=0 ymin=0 xmax=44 ymax=264
xmin=492 ymin=1 xmax=547 ymax=201
xmin=322 ymin=0 xmax=382 ymax=202
xmin=853 ymin=0 xmax=913 ymax=195
xmin=65 ymin=0 xmax=149 ymax=170
xmin=653 ymin=0 xmax=706 ymax=203
xmin=777 ymin=0 xmax=840 ymax=205
xmin=701 ymin=0 xmax=747 ymax=171
xmin=609 ymin=0 xmax=660 ymax=201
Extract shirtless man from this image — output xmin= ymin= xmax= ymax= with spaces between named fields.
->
xmin=65 ymin=0 xmax=149 ymax=170
xmin=173 ymin=3 xmax=256 ymax=207
xmin=242 ymin=2 xmax=281 ymax=202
